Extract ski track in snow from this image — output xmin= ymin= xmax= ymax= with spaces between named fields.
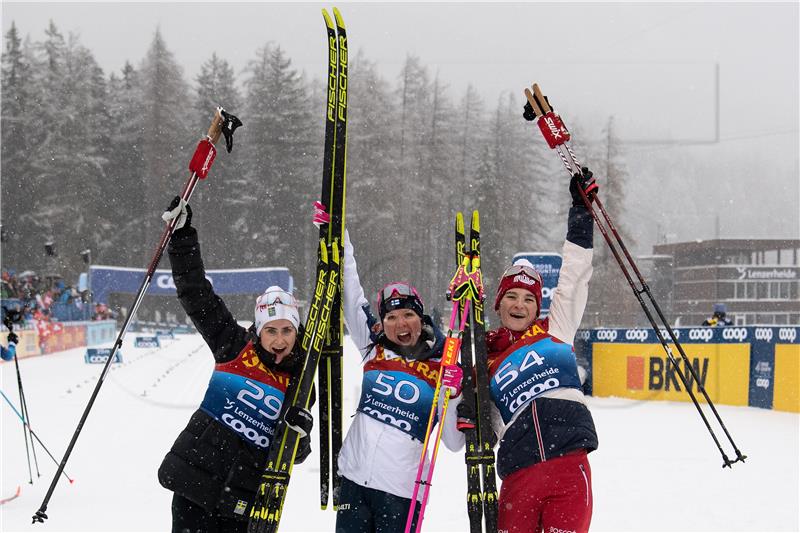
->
xmin=1 ymin=333 xmax=798 ymax=532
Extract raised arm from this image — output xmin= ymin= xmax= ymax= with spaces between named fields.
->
xmin=341 ymin=230 xmax=379 ymax=358
xmin=165 ymin=201 xmax=248 ymax=360
xmin=547 ymin=170 xmax=596 ymax=345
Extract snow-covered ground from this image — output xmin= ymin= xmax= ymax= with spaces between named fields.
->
xmin=1 ymin=333 xmax=798 ymax=532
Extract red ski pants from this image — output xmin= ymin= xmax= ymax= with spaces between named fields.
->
xmin=497 ymin=450 xmax=593 ymax=533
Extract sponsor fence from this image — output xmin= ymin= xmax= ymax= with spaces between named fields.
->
xmin=3 ymin=320 xmax=121 ymax=360
xmin=575 ymin=326 xmax=799 ymax=413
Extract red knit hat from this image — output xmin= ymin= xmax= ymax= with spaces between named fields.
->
xmin=494 ymin=259 xmax=543 ymax=316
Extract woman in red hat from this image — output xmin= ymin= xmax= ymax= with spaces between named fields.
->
xmin=483 ymin=168 xmax=599 ymax=533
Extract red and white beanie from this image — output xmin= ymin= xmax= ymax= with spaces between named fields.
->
xmin=493 ymin=259 xmax=543 ymax=316
xmin=254 ymin=286 xmax=300 ymax=335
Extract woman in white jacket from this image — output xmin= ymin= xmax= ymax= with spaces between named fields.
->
xmin=315 ymin=201 xmax=463 ymax=532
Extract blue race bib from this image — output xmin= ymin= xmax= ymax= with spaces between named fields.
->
xmin=489 ymin=334 xmax=583 ymax=424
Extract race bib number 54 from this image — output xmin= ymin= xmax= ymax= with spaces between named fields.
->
xmin=490 ymin=336 xmax=582 ymax=424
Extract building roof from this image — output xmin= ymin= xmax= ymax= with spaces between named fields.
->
xmin=653 ymin=239 xmax=800 ymax=255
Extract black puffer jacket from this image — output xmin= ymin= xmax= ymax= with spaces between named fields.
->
xmin=157 ymin=226 xmax=311 ymax=521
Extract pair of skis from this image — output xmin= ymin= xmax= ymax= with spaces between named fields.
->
xmin=246 ymin=8 xmax=348 ymax=533
xmin=405 ymin=211 xmax=497 ymax=533
xmin=523 ymin=83 xmax=745 ymax=467
xmin=454 ymin=211 xmax=498 ymax=533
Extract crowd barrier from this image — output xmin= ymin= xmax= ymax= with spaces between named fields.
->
xmin=3 ymin=320 xmax=117 ymax=360
xmin=574 ymin=326 xmax=799 ymax=413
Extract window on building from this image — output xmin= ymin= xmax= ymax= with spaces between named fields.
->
xmin=756 ymin=314 xmax=774 ymax=325
xmin=718 ymin=283 xmax=734 ymax=299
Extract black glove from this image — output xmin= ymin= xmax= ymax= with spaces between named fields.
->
xmin=284 ymin=405 xmax=313 ymax=438
xmin=7 ymin=332 xmax=19 ymax=345
xmin=523 ymin=101 xmax=537 ymax=121
xmin=295 ymin=434 xmax=312 ymax=465
xmin=162 ymin=196 xmax=192 ymax=230
xmin=570 ymin=167 xmax=598 ymax=207
xmin=456 ymin=400 xmax=476 ymax=433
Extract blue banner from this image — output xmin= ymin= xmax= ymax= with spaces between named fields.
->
xmin=511 ymin=253 xmax=562 ymax=316
xmin=89 ymin=265 xmax=294 ymax=304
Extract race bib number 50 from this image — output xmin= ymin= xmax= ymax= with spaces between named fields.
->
xmin=358 ymin=370 xmax=435 ymax=441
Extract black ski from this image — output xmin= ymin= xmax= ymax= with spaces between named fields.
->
xmin=318 ymin=5 xmax=348 ymax=511
xmin=457 ymin=211 xmax=498 ymax=533
xmin=247 ymin=7 xmax=348 ymax=532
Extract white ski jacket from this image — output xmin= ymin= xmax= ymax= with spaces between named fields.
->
xmin=337 ymin=231 xmax=463 ymax=500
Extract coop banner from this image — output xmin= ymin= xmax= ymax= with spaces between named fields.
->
xmin=90 ymin=265 xmax=294 ymax=304
xmin=578 ymin=326 xmax=799 ymax=412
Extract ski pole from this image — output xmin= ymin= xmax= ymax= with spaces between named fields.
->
xmin=524 ymin=83 xmax=746 ymax=468
xmin=4 ymin=316 xmax=39 ymax=482
xmin=405 ymin=256 xmax=481 ymax=533
xmin=32 ymin=107 xmax=242 ymax=525
xmin=14 ymin=355 xmax=40 ymax=482
xmin=0 ymin=389 xmax=74 ymax=483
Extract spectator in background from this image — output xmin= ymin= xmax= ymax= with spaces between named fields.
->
xmin=703 ymin=303 xmax=733 ymax=326
xmin=1 ymin=332 xmax=18 ymax=362
xmin=1 ymin=270 xmax=12 ymax=298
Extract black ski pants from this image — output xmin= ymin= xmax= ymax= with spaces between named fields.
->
xmin=171 ymin=493 xmax=246 ymax=533
xmin=335 ymin=476 xmax=420 ymax=533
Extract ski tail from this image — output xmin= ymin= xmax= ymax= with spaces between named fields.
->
xmin=0 ymin=486 xmax=21 ymax=506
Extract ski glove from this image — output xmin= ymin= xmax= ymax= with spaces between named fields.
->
xmin=570 ymin=167 xmax=599 ymax=207
xmin=284 ymin=405 xmax=313 ymax=438
xmin=312 ymin=201 xmax=331 ymax=228
xmin=441 ymin=364 xmax=463 ymax=398
xmin=162 ymin=196 xmax=192 ymax=230
xmin=456 ymin=400 xmax=476 ymax=432
xmin=7 ymin=332 xmax=18 ymax=345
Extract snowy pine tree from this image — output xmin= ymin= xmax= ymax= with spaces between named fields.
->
xmin=135 ymin=29 xmax=192 ymax=263
xmin=1 ymin=22 xmax=36 ymax=268
xmin=191 ymin=53 xmax=246 ymax=268
xmin=242 ymin=43 xmax=317 ymax=295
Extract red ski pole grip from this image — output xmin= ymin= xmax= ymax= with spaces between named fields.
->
xmin=188 ymin=138 xmax=217 ymax=179
xmin=537 ymin=112 xmax=571 ymax=149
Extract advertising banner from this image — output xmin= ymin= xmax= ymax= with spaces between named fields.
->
xmin=90 ymin=265 xmax=293 ymax=304
xmin=134 ymin=336 xmax=160 ymax=348
xmin=85 ymin=348 xmax=123 ymax=364
xmin=511 ymin=253 xmax=562 ymax=317
xmin=578 ymin=326 xmax=799 ymax=413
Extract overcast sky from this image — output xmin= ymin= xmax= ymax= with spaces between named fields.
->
xmin=2 ymin=2 xmax=798 ymax=142
xmin=2 ymin=1 xmax=799 ymax=242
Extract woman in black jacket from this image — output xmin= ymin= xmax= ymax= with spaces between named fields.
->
xmin=157 ymin=198 xmax=313 ymax=533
